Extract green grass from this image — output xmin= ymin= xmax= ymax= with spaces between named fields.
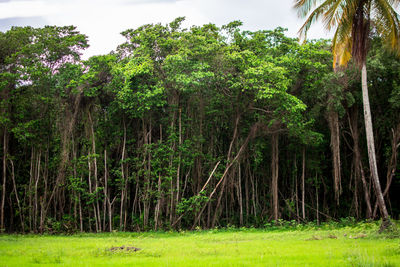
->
xmin=1 ymin=223 xmax=399 ymax=266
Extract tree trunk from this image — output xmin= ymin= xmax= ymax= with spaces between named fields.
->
xmin=33 ymin=150 xmax=41 ymax=232
xmin=1 ymin=129 xmax=7 ymax=231
xmin=120 ymin=120 xmax=127 ymax=230
xmin=271 ymin=133 xmax=279 ymax=221
xmin=238 ymin=164 xmax=243 ymax=226
xmin=168 ymin=93 xmax=178 ymax=224
xmin=316 ymin=181 xmax=319 ymax=225
xmin=373 ymin=123 xmax=400 ymax=218
xmin=176 ymin=108 xmax=182 ymax=212
xmin=294 ymin=154 xmax=299 ymax=223
xmin=28 ymin=148 xmax=34 ymax=231
xmin=361 ymin=62 xmax=391 ymax=229
xmin=43 ymin=89 xmax=83 ymax=228
xmin=348 ymin=108 xmax=372 ymax=218
xmin=9 ymin=159 xmax=24 ymax=232
xmin=40 ymin=148 xmax=49 ymax=233
xmin=154 ymin=173 xmax=162 ymax=231
xmin=211 ymin=114 xmax=240 ymax=227
xmin=301 ymin=147 xmax=306 ymax=221
xmin=193 ymin=126 xmax=254 ymax=229
xmin=88 ymin=112 xmax=101 ymax=232
xmin=102 ymin=150 xmax=106 ymax=231
xmin=328 ymin=110 xmax=341 ymax=204
xmin=250 ymin=171 xmax=257 ymax=218
xmin=88 ymin=157 xmax=98 ymax=232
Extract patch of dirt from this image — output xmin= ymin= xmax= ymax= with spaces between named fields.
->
xmin=305 ymin=234 xmax=338 ymax=241
xmin=305 ymin=235 xmax=322 ymax=241
xmin=109 ymin=245 xmax=141 ymax=252
xmin=348 ymin=233 xmax=367 ymax=239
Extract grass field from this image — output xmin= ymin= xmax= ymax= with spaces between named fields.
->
xmin=0 ymin=222 xmax=399 ymax=266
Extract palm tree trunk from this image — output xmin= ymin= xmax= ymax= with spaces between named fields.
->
xmin=361 ymin=62 xmax=390 ymax=228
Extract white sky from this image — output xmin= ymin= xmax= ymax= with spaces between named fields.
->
xmin=0 ymin=0 xmax=331 ymax=58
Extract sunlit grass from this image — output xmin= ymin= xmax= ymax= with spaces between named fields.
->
xmin=0 ymin=222 xmax=399 ymax=266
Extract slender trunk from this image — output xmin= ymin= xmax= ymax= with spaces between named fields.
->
xmin=79 ymin=173 xmax=83 ymax=232
xmin=294 ymin=154 xmax=299 ymax=223
xmin=316 ymin=174 xmax=319 ymax=225
xmin=120 ymin=120 xmax=127 ymax=230
xmin=40 ymin=148 xmax=49 ymax=233
xmin=352 ymin=165 xmax=360 ymax=218
xmin=73 ymin=190 xmax=77 ymax=231
xmin=72 ymin=142 xmax=77 ymax=230
xmin=250 ymin=171 xmax=257 ymax=218
xmin=373 ymin=123 xmax=400 ymax=218
xmin=1 ymin=129 xmax=7 ymax=231
xmin=33 ymin=151 xmax=41 ymax=232
xmin=238 ymin=164 xmax=243 ymax=226
xmin=271 ymin=133 xmax=279 ymax=221
xmin=301 ymin=147 xmax=306 ymax=221
xmin=245 ymin=161 xmax=249 ymax=223
xmin=88 ymin=156 xmax=98 ymax=232
xmin=361 ymin=62 xmax=390 ymax=228
xmin=108 ymin=199 xmax=112 ymax=232
xmin=193 ymin=126 xmax=254 ymax=229
xmin=144 ymin=120 xmax=152 ymax=230
xmin=95 ymin=139 xmax=102 ymax=230
xmin=328 ymin=110 xmax=341 ymax=203
xmin=172 ymin=160 xmax=221 ymax=228
xmin=9 ymin=159 xmax=24 ymax=232
xmin=102 ymin=114 xmax=108 ymax=232
xmin=132 ymin=183 xmax=138 ymax=230
xmin=154 ymin=125 xmax=163 ymax=231
xmin=348 ymin=109 xmax=372 ymax=218
xmin=211 ymin=114 xmax=240 ymax=227
xmin=169 ymin=105 xmax=177 ymax=224
xmin=89 ymin=112 xmax=101 ymax=232
xmin=383 ymin=124 xmax=400 ymax=197
xmin=176 ymin=108 xmax=182 ymax=209
xmin=123 ymin=165 xmax=128 ymax=231
xmin=154 ymin=173 xmax=162 ymax=231
xmin=28 ymin=148 xmax=34 ymax=231
xmin=141 ymin=120 xmax=148 ymax=230
xmin=103 ymin=149 xmax=108 ymax=231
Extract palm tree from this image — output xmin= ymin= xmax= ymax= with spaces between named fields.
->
xmin=294 ymin=0 xmax=400 ymax=229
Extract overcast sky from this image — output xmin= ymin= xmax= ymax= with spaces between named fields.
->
xmin=0 ymin=0 xmax=331 ymax=58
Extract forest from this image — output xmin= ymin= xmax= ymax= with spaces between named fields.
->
xmin=1 ymin=17 xmax=400 ymax=233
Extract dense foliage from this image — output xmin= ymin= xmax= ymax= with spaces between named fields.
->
xmin=0 ymin=19 xmax=399 ymax=233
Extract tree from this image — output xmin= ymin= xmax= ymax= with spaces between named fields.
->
xmin=295 ymin=0 xmax=400 ymax=229
xmin=0 ymin=26 xmax=88 ymax=232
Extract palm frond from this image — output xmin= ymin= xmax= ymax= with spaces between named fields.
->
xmin=386 ymin=0 xmax=400 ymax=8
xmin=298 ymin=0 xmax=336 ymax=41
xmin=323 ymin=0 xmax=345 ymax=31
xmin=332 ymin=16 xmax=353 ymax=66
xmin=294 ymin=0 xmax=324 ymax=18
xmin=373 ymin=0 xmax=400 ymax=53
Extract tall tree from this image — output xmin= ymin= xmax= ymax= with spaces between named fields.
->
xmin=295 ymin=0 xmax=400 ymax=229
